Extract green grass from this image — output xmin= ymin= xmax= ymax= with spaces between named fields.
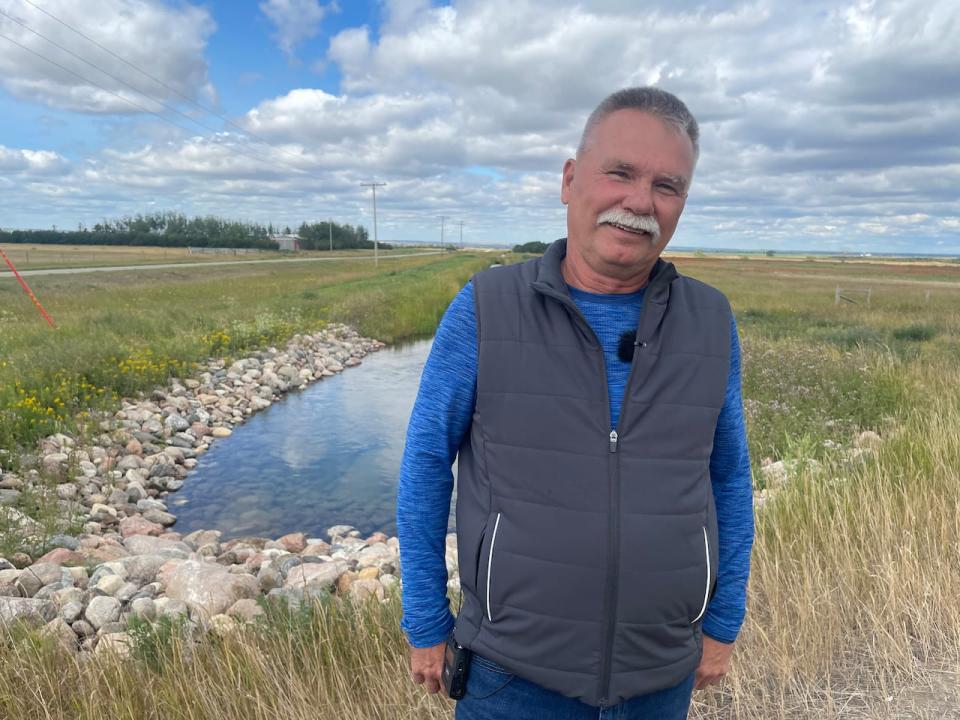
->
xmin=0 ymin=244 xmax=434 ymax=271
xmin=0 ymin=253 xmax=490 ymax=455
xmin=672 ymin=255 xmax=960 ymax=472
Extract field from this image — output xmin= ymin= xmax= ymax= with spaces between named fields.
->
xmin=1 ymin=252 xmax=959 ymax=718
xmin=0 ymin=243 xmax=441 ymax=271
xmin=0 ymin=251 xmax=494 ymax=473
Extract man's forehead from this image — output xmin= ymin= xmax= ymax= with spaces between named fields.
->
xmin=581 ymin=109 xmax=695 ymax=157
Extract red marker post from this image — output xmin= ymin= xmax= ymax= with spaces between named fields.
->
xmin=0 ymin=248 xmax=56 ymax=328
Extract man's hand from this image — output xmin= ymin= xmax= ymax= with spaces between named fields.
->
xmin=694 ymin=635 xmax=734 ymax=690
xmin=409 ymin=642 xmax=446 ymax=695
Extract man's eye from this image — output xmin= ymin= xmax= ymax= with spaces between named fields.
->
xmin=656 ymin=183 xmax=680 ymax=195
xmin=606 ymin=170 xmax=629 ymax=179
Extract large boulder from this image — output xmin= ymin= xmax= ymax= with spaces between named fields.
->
xmin=349 ymin=578 xmax=385 ymax=603
xmin=118 ymin=554 xmax=170 ymax=585
xmin=283 ymin=560 xmax=350 ymax=594
xmin=119 ymin=515 xmax=164 ymax=539
xmin=0 ymin=597 xmax=57 ymax=625
xmin=85 ymin=596 xmax=121 ymax=630
xmin=95 ymin=632 xmax=132 ymax=658
xmin=35 ymin=548 xmax=85 ymax=566
xmin=226 ymin=598 xmax=264 ymax=623
xmin=123 ymin=535 xmax=191 ymax=559
xmin=356 ymin=542 xmax=396 ymax=570
xmin=41 ymin=617 xmax=78 ymax=654
xmin=277 ymin=532 xmax=306 ymax=554
xmin=157 ymin=560 xmax=258 ymax=619
xmin=142 ymin=509 xmax=177 ymax=526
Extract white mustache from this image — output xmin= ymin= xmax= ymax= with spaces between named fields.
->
xmin=596 ymin=208 xmax=660 ymax=242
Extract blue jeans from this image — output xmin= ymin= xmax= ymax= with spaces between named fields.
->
xmin=455 ymin=653 xmax=695 ymax=720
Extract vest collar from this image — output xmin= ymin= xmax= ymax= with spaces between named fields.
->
xmin=530 ymin=237 xmax=678 ymax=302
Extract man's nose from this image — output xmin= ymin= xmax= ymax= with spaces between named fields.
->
xmin=621 ymin=181 xmax=655 ymax=216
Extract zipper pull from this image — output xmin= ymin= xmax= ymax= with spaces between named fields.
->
xmin=609 ymin=430 xmax=618 ymax=453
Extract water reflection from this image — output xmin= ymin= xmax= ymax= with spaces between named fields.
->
xmin=172 ymin=338 xmax=457 ymax=540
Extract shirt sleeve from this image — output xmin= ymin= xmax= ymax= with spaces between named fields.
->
xmin=702 ymin=315 xmax=755 ymax=644
xmin=396 ymin=281 xmax=478 ymax=648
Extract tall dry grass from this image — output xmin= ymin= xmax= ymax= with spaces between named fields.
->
xmin=692 ymin=387 xmax=960 ymax=718
xmin=0 ymin=593 xmax=452 ymax=720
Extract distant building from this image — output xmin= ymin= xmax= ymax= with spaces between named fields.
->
xmin=271 ymin=234 xmax=301 ymax=252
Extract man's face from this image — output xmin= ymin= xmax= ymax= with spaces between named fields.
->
xmin=561 ymin=109 xmax=696 ymax=280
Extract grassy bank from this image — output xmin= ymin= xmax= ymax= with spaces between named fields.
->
xmin=2 ymin=254 xmax=959 ymax=718
xmin=0 ymin=253 xmax=492 ymax=553
xmin=0 ymin=252 xmax=490 ymax=460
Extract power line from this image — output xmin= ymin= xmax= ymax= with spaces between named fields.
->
xmin=16 ymin=0 xmax=312 ymax=168
xmin=0 ymin=8 xmax=225 ymax=136
xmin=0 ymin=29 xmax=306 ymax=174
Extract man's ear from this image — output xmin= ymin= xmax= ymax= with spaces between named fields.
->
xmin=560 ymin=158 xmax=575 ymax=205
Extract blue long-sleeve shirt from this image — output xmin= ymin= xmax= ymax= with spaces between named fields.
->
xmin=397 ymin=279 xmax=754 ymax=648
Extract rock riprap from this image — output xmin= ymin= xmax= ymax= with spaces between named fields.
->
xmin=0 ymin=325 xmax=453 ymax=654
xmin=1 ymin=324 xmax=384 ymax=543
xmin=0 ymin=524 xmax=454 ymax=654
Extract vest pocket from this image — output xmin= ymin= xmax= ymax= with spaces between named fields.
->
xmin=485 ymin=512 xmax=503 ymax=623
xmin=690 ymin=526 xmax=711 ymax=624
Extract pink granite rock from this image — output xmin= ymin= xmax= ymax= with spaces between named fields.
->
xmin=277 ymin=532 xmax=306 ymax=554
xmin=34 ymin=548 xmax=85 ymax=566
xmin=119 ymin=515 xmax=164 ymax=538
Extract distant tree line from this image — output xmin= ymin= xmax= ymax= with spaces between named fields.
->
xmin=512 ymin=241 xmax=550 ymax=254
xmin=0 ymin=212 xmax=380 ymax=251
xmin=296 ymin=221 xmax=391 ymax=251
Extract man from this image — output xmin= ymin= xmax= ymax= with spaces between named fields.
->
xmin=397 ymin=87 xmax=754 ymax=719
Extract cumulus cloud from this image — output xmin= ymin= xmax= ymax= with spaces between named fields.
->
xmin=0 ymin=0 xmax=216 ymax=113
xmin=259 ymin=0 xmax=331 ymax=60
xmin=3 ymin=0 xmax=959 ymax=252
xmin=0 ymin=144 xmax=67 ymax=174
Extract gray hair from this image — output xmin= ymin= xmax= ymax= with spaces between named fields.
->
xmin=577 ymin=87 xmax=699 ymax=161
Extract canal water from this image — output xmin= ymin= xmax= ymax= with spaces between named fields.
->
xmin=171 ymin=338 xmax=456 ymax=540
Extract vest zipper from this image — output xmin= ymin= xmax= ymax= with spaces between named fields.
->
xmin=529 ymin=269 xmax=664 ymax=707
xmin=597 ymin=286 xmax=654 ymax=707
xmin=485 ymin=512 xmax=502 ymax=623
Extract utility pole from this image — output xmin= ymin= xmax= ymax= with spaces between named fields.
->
xmin=360 ymin=182 xmax=386 ymax=266
xmin=440 ymin=216 xmax=447 ymax=251
xmin=458 ymin=220 xmax=464 ymax=250
xmin=328 ymin=218 xmax=333 ymax=252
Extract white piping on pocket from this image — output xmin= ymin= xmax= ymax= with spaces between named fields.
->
xmin=485 ymin=512 xmax=502 ymax=622
xmin=691 ymin=526 xmax=711 ymax=624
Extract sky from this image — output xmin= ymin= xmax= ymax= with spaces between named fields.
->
xmin=0 ymin=0 xmax=958 ymax=253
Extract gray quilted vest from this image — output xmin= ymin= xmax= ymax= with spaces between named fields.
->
xmin=453 ymin=238 xmax=732 ymax=707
